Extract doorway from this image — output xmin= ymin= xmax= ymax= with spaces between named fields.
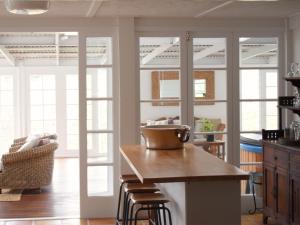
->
xmin=0 ymin=32 xmax=81 ymax=218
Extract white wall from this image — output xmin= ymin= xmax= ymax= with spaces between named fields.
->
xmin=290 ymin=15 xmax=300 ymax=63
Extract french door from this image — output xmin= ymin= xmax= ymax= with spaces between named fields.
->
xmin=138 ymin=32 xmax=229 ymax=161
xmin=138 ymin=33 xmax=229 ymax=158
xmin=79 ymin=31 xmax=119 ymax=218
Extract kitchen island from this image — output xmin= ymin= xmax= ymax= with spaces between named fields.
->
xmin=120 ymin=144 xmax=249 ymax=225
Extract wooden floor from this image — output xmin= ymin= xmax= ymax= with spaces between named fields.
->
xmin=0 ymin=158 xmax=80 ymax=218
xmin=0 ymin=159 xmax=280 ymax=224
xmin=0 ymin=214 xmax=281 ymax=225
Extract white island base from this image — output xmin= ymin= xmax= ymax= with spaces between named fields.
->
xmin=159 ymin=180 xmax=241 ymax=225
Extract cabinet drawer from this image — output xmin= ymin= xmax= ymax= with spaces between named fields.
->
xmin=291 ymin=153 xmax=300 ymax=174
xmin=264 ymin=146 xmax=289 ymax=170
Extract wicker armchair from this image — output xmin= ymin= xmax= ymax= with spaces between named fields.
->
xmin=0 ymin=141 xmax=58 ymax=191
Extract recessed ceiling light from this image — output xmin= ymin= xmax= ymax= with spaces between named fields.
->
xmin=5 ymin=0 xmax=50 ymax=15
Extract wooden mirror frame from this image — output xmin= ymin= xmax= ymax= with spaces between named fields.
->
xmin=151 ymin=70 xmax=215 ymax=106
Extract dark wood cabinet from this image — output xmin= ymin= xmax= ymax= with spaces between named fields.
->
xmin=290 ymin=152 xmax=300 ymax=225
xmin=263 ymin=141 xmax=299 ymax=225
xmin=290 ymin=173 xmax=300 ymax=225
xmin=276 ymin=167 xmax=289 ymax=224
xmin=264 ymin=164 xmax=276 ymax=218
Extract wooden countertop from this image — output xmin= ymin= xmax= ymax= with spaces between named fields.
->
xmin=120 ymin=144 xmax=249 ymax=183
xmin=262 ymin=140 xmax=300 ymax=152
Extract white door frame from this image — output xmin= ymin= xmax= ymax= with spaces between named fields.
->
xmin=79 ymin=29 xmax=120 ymax=218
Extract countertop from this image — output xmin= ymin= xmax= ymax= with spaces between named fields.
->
xmin=120 ymin=144 xmax=249 ymax=183
xmin=262 ymin=140 xmax=300 ymax=152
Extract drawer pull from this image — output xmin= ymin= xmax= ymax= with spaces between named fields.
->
xmin=274 ymin=156 xmax=278 ymax=160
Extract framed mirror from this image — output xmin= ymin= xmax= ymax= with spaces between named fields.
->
xmin=151 ymin=71 xmax=215 ymax=106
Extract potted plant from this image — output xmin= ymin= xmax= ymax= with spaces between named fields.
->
xmin=201 ymin=118 xmax=215 ymax=142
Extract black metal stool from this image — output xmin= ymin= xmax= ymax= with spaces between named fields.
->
xmin=248 ymin=171 xmax=263 ymax=214
xmin=123 ymin=183 xmax=160 ymax=225
xmin=126 ymin=192 xmax=173 ymax=225
xmin=116 ymin=175 xmax=159 ymax=225
xmin=116 ymin=174 xmax=141 ymax=225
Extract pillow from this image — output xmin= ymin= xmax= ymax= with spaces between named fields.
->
xmin=19 ymin=137 xmax=41 ymax=151
xmin=38 ymin=138 xmax=50 ymax=146
xmin=26 ymin=134 xmax=41 ymax=142
xmin=154 ymin=120 xmax=168 ymax=125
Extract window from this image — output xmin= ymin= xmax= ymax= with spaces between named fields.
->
xmin=139 ymin=37 xmax=181 ymax=131
xmin=66 ymin=74 xmax=79 ymax=151
xmin=0 ymin=74 xmax=14 ymax=152
xmin=30 ymin=74 xmax=56 ymax=134
xmin=239 ymin=37 xmax=279 ymax=194
xmin=85 ymin=37 xmax=114 ymax=197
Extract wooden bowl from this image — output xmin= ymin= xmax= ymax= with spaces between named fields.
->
xmin=141 ymin=125 xmax=190 ymax=150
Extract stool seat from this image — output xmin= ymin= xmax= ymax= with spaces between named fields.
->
xmin=130 ymin=193 xmax=169 ymax=204
xmin=124 ymin=183 xmax=159 ymax=193
xmin=119 ymin=174 xmax=140 ymax=184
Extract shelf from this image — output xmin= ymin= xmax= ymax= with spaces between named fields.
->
xmin=284 ymin=77 xmax=300 ymax=88
xmin=278 ymin=105 xmax=300 ymax=116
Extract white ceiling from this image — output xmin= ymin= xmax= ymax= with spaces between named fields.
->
xmin=0 ymin=0 xmax=299 ymax=18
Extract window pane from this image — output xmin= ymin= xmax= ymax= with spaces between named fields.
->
xmin=30 ymin=74 xmax=56 ymax=134
xmin=240 ymin=69 xmax=278 ymax=100
xmin=67 ymin=120 xmax=79 ymax=135
xmin=193 ymin=70 xmax=226 ymax=101
xmin=0 ymin=75 xmax=13 ymax=90
xmin=140 ymin=70 xmax=181 ymax=101
xmin=66 ymin=74 xmax=79 ymax=151
xmin=87 ymin=100 xmax=113 ymax=130
xmin=194 ymin=102 xmax=227 ymax=136
xmin=86 ymin=37 xmax=112 ymax=66
xmin=139 ymin=37 xmax=180 ymax=68
xmin=66 ymin=74 xmax=78 ymax=90
xmin=240 ymin=101 xmax=278 ymax=132
xmin=0 ymin=91 xmax=13 ymax=106
xmin=67 ymin=90 xmax=79 ymax=105
xmin=239 ymin=37 xmax=278 ymax=68
xmin=140 ymin=102 xmax=181 ymax=126
xmin=88 ymin=166 xmax=113 ymax=196
xmin=87 ymin=133 xmax=113 ymax=164
xmin=67 ymin=134 xmax=79 ymax=150
xmin=193 ymin=38 xmax=226 ymax=68
xmin=86 ymin=68 xmax=112 ymax=98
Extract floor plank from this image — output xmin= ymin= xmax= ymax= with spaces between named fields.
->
xmin=0 ymin=158 xmax=79 ymax=218
xmin=0 ymin=214 xmax=282 ymax=225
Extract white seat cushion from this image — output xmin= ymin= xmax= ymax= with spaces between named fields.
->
xmin=19 ymin=137 xmax=41 ymax=151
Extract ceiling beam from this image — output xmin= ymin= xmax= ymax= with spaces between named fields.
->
xmin=0 ymin=45 xmax=15 ymax=66
xmin=242 ymin=45 xmax=277 ymax=61
xmin=86 ymin=0 xmax=105 ymax=17
xmin=194 ymin=0 xmax=234 ymax=18
xmin=142 ymin=38 xmax=179 ymax=65
xmin=193 ymin=42 xmax=225 ymax=62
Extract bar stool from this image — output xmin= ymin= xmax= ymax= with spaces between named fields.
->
xmin=116 ymin=174 xmax=159 ymax=225
xmin=127 ymin=193 xmax=173 ymax=225
xmin=248 ymin=171 xmax=263 ymax=214
xmin=123 ymin=183 xmax=160 ymax=225
xmin=116 ymin=174 xmax=141 ymax=225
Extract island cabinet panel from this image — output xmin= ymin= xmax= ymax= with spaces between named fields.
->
xmin=290 ymin=174 xmax=300 ymax=225
xmin=291 ymin=152 xmax=300 ymax=225
xmin=263 ymin=141 xmax=300 ymax=225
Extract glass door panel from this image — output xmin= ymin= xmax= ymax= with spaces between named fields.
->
xmin=239 ymin=37 xmax=279 ymax=195
xmin=139 ymin=37 xmax=182 ymax=135
xmin=80 ymin=34 xmax=116 ymax=218
xmin=192 ymin=37 xmax=228 ymax=161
